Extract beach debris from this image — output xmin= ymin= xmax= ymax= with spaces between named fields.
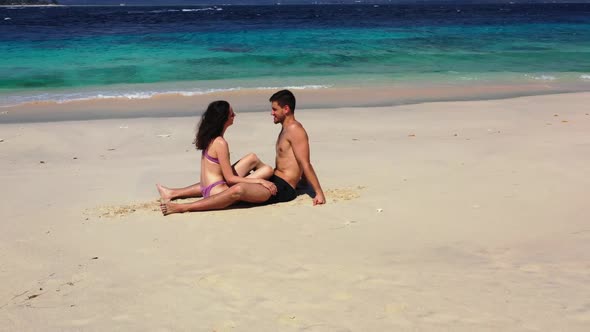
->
xmin=561 ymin=120 xmax=568 ymax=123
xmin=554 ymin=114 xmax=559 ymax=117
xmin=0 ymin=139 xmax=4 ymax=143
xmin=107 ymin=148 xmax=116 ymax=151
xmin=73 ymin=157 xmax=78 ymax=160
xmin=453 ymin=133 xmax=458 ymax=136
xmin=4 ymin=17 xmax=11 ymax=21
xmin=119 ymin=125 xmax=128 ymax=129
xmin=377 ymin=208 xmax=383 ymax=213
xmin=156 ymin=134 xmax=171 ymax=138
xmin=352 ymin=138 xmax=359 ymax=141
xmin=91 ymin=257 xmax=98 ymax=260
xmin=408 ymin=134 xmax=416 ymax=137
xmin=39 ymin=160 xmax=45 ymax=164
xmin=27 ymin=294 xmax=40 ymax=300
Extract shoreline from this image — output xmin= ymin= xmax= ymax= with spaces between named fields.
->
xmin=2 ymin=83 xmax=590 ymax=123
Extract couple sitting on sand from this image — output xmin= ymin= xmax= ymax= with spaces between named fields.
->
xmin=157 ymin=89 xmax=326 ymax=215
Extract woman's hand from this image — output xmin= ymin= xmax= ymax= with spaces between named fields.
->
xmin=258 ymin=179 xmax=277 ymax=196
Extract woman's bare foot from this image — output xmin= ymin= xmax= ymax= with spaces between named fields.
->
xmin=160 ymin=200 xmax=183 ymax=216
xmin=156 ymin=184 xmax=173 ymax=201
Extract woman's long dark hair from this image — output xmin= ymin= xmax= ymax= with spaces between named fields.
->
xmin=194 ymin=100 xmax=231 ymax=150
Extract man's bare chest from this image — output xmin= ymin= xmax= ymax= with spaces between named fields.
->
xmin=275 ymin=132 xmax=291 ymax=156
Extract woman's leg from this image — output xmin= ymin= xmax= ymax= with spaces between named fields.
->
xmin=161 ymin=182 xmax=271 ymax=215
xmin=232 ymin=153 xmax=273 ymax=179
xmin=156 ymin=182 xmax=202 ymax=201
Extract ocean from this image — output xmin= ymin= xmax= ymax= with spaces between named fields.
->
xmin=1 ymin=3 xmax=590 ymax=108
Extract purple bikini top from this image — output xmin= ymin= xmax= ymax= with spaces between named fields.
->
xmin=203 ymin=149 xmax=220 ymax=164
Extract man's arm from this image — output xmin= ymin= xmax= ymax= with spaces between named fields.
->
xmin=289 ymin=125 xmax=326 ymax=205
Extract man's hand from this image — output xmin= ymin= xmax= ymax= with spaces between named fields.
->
xmin=259 ymin=179 xmax=278 ymax=196
xmin=313 ymin=192 xmax=326 ymax=206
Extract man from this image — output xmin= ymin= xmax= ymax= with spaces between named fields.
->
xmin=160 ymin=89 xmax=326 ymax=215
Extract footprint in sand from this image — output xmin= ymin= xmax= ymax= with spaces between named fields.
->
xmin=297 ymin=324 xmax=352 ymax=332
xmin=331 ymin=220 xmax=358 ymax=230
xmin=68 ymin=317 xmax=99 ymax=327
xmin=518 ymin=263 xmax=543 ymax=274
xmin=383 ymin=303 xmax=409 ymax=314
xmin=86 ymin=200 xmax=160 ymax=218
xmin=330 ymin=291 xmax=352 ymax=301
xmin=572 ymin=229 xmax=590 ymax=237
xmin=277 ymin=313 xmax=300 ymax=327
xmin=419 ymin=311 xmax=463 ymax=324
xmin=276 ymin=314 xmax=352 ymax=332
xmin=289 ymin=186 xmax=365 ymax=206
xmin=568 ymin=303 xmax=590 ymax=322
xmin=195 ymin=273 xmax=239 ymax=297
xmin=325 ymin=186 xmax=365 ymax=202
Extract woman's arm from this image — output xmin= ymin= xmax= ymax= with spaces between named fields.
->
xmin=213 ymin=138 xmax=277 ymax=193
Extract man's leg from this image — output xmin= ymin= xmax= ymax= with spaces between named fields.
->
xmin=233 ymin=153 xmax=273 ymax=179
xmin=157 ymin=183 xmax=202 ymax=201
xmin=160 ymin=182 xmax=271 ymax=215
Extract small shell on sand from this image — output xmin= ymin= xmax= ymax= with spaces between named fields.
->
xmin=156 ymin=134 xmax=171 ymax=138
xmin=377 ymin=208 xmax=383 ymax=213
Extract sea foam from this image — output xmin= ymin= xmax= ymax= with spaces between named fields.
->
xmin=127 ymin=8 xmax=220 ymax=14
xmin=525 ymin=74 xmax=557 ymax=81
xmin=0 ymin=85 xmax=331 ymax=108
xmin=182 ymin=8 xmax=222 ymax=12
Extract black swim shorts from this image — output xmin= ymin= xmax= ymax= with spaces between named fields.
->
xmin=263 ymin=175 xmax=297 ymax=205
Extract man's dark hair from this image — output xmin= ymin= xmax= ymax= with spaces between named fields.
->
xmin=269 ymin=89 xmax=296 ymax=113
xmin=194 ymin=100 xmax=231 ymax=150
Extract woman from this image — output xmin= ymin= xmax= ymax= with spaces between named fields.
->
xmin=157 ymin=100 xmax=277 ymax=212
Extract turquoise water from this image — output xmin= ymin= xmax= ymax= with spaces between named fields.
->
xmin=1 ymin=4 xmax=590 ymax=106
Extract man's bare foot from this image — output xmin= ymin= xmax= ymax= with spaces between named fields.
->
xmin=160 ymin=200 xmax=182 ymax=216
xmin=156 ymin=184 xmax=173 ymax=201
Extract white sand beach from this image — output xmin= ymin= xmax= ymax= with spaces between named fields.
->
xmin=1 ymin=92 xmax=589 ymax=331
